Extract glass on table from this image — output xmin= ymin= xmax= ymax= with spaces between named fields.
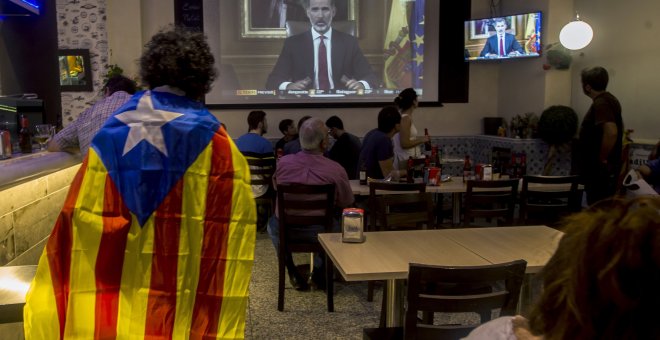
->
xmin=33 ymin=124 xmax=55 ymax=151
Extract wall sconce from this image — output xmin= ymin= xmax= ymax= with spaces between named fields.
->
xmin=559 ymin=13 xmax=593 ymax=50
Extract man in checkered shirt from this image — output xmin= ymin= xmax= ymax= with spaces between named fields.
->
xmin=48 ymin=75 xmax=136 ymax=155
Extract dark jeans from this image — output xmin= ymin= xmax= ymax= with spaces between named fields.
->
xmin=584 ymin=164 xmax=618 ymax=205
xmin=267 ymin=215 xmax=340 ymax=281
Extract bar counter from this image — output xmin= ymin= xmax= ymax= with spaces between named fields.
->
xmin=0 ymin=151 xmax=81 ymax=266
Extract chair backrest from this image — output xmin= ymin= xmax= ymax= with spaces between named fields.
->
xmin=277 ymin=183 xmax=335 ymax=251
xmin=368 ymin=181 xmax=433 ymax=231
xmin=404 ymin=260 xmax=527 ymax=340
xmin=520 ymin=175 xmax=581 ymax=226
xmin=285 ymin=20 xmax=357 ymax=37
xmin=464 ymin=179 xmax=519 ymax=227
xmin=245 ymin=156 xmax=276 ymax=186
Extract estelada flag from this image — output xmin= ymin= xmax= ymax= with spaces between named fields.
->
xmin=24 ymin=90 xmax=256 ymax=339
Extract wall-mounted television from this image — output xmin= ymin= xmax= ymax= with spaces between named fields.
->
xmin=57 ymin=49 xmax=93 ymax=92
xmin=464 ymin=11 xmax=541 ymax=62
xmin=201 ymin=0 xmax=470 ymax=108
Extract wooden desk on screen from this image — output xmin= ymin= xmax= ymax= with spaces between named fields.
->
xmin=319 ymin=226 xmax=563 ymax=327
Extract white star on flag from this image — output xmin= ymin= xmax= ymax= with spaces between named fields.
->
xmin=115 ymin=92 xmax=183 ymax=156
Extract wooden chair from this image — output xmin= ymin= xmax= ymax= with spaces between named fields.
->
xmin=463 ymin=179 xmax=519 ymax=227
xmin=520 ymin=175 xmax=581 ymax=226
xmin=363 ymin=260 xmax=527 ymax=340
xmin=368 ymin=181 xmax=434 ymax=231
xmin=367 ymin=181 xmax=434 ymax=302
xmin=285 ymin=20 xmax=357 ymax=37
xmin=276 ymin=183 xmax=335 ymax=312
xmin=245 ymin=156 xmax=276 ymax=230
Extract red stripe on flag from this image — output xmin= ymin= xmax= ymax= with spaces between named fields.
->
xmin=47 ymin=157 xmax=89 ymax=339
xmin=94 ymin=175 xmax=132 ymax=339
xmin=190 ymin=131 xmax=234 ymax=338
xmin=144 ymin=179 xmax=184 ymax=338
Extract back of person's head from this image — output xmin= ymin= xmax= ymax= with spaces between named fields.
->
xmin=581 ymin=66 xmax=609 ymax=91
xmin=297 ymin=115 xmax=312 ymax=131
xmin=394 ymin=88 xmax=417 ymax=111
xmin=247 ymin=110 xmax=266 ymax=130
xmin=104 ymin=75 xmax=137 ymax=95
xmin=140 ymin=27 xmax=217 ymax=100
xmin=278 ymin=119 xmax=294 ymax=134
xmin=299 ymin=117 xmax=326 ymax=151
xmin=529 ymin=197 xmax=660 ymax=340
xmin=650 ymin=141 xmax=660 ymax=160
xmin=377 ymin=106 xmax=401 ymax=133
xmin=325 ymin=115 xmax=344 ymax=130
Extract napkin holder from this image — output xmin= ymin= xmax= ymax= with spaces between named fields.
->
xmin=342 ymin=208 xmax=365 ymax=243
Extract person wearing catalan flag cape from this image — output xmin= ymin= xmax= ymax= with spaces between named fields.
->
xmin=24 ymin=27 xmax=256 ymax=339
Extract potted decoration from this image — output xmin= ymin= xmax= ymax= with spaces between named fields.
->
xmin=538 ymin=105 xmax=579 ymax=175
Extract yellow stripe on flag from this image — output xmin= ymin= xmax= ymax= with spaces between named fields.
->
xmin=116 ymin=214 xmax=155 ymax=338
xmin=63 ymin=149 xmax=107 ymax=338
xmin=23 ymin=251 xmax=60 ymax=340
xmin=215 ymin=139 xmax=256 ymax=339
xmin=383 ymin=0 xmax=410 ymax=88
xmin=171 ymin=142 xmax=213 ymax=338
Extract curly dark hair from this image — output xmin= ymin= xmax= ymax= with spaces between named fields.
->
xmin=140 ymin=27 xmax=217 ymax=100
xmin=529 ymin=196 xmax=660 ymax=340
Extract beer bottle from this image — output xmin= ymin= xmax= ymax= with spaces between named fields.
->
xmin=423 ymin=128 xmax=432 ymax=152
xmin=406 ymin=156 xmax=414 ymax=183
xmin=19 ymin=115 xmax=32 ymax=154
xmin=462 ymin=155 xmax=472 ymax=183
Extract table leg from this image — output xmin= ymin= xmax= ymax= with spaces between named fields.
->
xmin=452 ymin=192 xmax=462 ymax=225
xmin=384 ymin=279 xmax=405 ymax=327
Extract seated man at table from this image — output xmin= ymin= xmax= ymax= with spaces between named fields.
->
xmin=358 ymin=106 xmax=401 ymax=180
xmin=267 ymin=117 xmax=354 ymax=290
xmin=326 ymin=115 xmax=361 ymax=179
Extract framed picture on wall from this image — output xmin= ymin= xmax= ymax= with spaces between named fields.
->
xmin=241 ymin=0 xmax=357 ymax=38
xmin=57 ymin=49 xmax=93 ymax=92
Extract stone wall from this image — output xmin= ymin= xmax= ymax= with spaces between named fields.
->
xmin=0 ymin=164 xmax=80 ymax=266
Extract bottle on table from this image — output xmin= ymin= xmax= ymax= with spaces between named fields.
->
xmin=509 ymin=153 xmax=518 ymax=178
xmin=19 ymin=115 xmax=32 ymax=154
xmin=407 ymin=156 xmax=415 ymax=183
xmin=430 ymin=145 xmax=438 ymax=167
xmin=423 ymin=128 xmax=432 ymax=152
xmin=520 ymin=152 xmax=527 ymax=177
xmin=462 ymin=155 xmax=472 ymax=183
xmin=359 ymin=162 xmax=367 ymax=185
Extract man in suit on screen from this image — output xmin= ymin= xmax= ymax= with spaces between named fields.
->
xmin=479 ymin=17 xmax=524 ymax=58
xmin=265 ymin=0 xmax=378 ymax=90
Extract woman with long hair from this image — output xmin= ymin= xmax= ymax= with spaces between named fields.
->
xmin=391 ymin=88 xmax=430 ymax=170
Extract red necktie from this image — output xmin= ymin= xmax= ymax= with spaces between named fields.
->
xmin=499 ymin=36 xmax=505 ymax=56
xmin=318 ymin=36 xmax=330 ymax=90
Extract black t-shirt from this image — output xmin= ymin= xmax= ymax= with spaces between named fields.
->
xmin=328 ymin=132 xmax=361 ymax=179
xmin=578 ymin=91 xmax=623 ymax=174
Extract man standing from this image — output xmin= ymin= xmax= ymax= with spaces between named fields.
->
xmin=578 ymin=66 xmax=624 ymax=205
xmin=25 ymin=28 xmax=255 ymax=339
xmin=267 ymin=117 xmax=353 ymax=290
xmin=265 ymin=0 xmax=378 ymax=90
xmin=479 ymin=17 xmax=524 ymax=58
xmin=358 ymin=106 xmax=401 ymax=180
xmin=326 ymin=115 xmax=361 ymax=179
xmin=48 ymin=75 xmax=136 ymax=155
xmin=236 ymin=110 xmax=275 ymax=198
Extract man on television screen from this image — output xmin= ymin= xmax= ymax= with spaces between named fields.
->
xmin=479 ymin=17 xmax=524 ymax=58
xmin=265 ymin=0 xmax=378 ymax=91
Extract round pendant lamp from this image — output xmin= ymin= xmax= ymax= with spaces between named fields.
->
xmin=559 ymin=13 xmax=593 ymax=50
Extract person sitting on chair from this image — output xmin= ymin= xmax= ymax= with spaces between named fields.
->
xmin=267 ymin=117 xmax=354 ymax=290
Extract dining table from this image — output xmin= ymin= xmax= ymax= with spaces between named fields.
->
xmin=350 ymin=178 xmax=581 ymax=225
xmin=318 ymin=226 xmax=563 ymax=327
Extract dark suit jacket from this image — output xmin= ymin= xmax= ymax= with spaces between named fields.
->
xmin=266 ymin=29 xmax=379 ymax=89
xmin=479 ymin=33 xmax=524 ymax=57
